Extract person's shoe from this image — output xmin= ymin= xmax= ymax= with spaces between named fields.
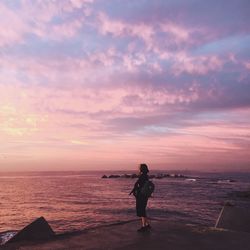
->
xmin=145 ymin=224 xmax=151 ymax=230
xmin=137 ymin=227 xmax=147 ymax=232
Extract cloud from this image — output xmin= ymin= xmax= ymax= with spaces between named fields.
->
xmin=0 ymin=104 xmax=46 ymax=136
xmin=0 ymin=0 xmax=250 ymax=170
xmin=96 ymin=11 xmax=200 ymax=52
xmin=0 ymin=2 xmax=28 ymax=47
xmin=0 ymin=0 xmax=95 ymax=47
xmin=171 ymin=53 xmax=223 ymax=75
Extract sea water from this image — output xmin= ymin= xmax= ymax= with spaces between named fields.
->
xmin=0 ymin=171 xmax=250 ymax=238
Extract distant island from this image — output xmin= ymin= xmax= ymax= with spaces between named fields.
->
xmin=101 ymin=173 xmax=188 ymax=179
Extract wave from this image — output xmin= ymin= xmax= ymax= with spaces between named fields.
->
xmin=217 ymin=179 xmax=236 ymax=184
xmin=0 ymin=231 xmax=17 ymax=245
xmin=185 ymin=178 xmax=197 ymax=182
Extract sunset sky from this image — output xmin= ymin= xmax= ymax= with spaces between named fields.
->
xmin=0 ymin=0 xmax=250 ymax=171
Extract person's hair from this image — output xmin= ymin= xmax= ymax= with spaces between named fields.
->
xmin=140 ymin=163 xmax=149 ymax=174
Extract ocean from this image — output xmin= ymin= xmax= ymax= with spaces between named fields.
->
xmin=0 ymin=171 xmax=250 ymax=240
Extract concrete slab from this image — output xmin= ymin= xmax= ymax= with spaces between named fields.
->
xmin=215 ymin=204 xmax=250 ymax=233
xmin=2 ymin=220 xmax=250 ymax=250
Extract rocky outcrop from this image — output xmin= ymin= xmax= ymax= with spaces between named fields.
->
xmin=7 ymin=217 xmax=55 ymax=243
xmin=101 ymin=173 xmax=188 ymax=179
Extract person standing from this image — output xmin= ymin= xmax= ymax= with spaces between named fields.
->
xmin=130 ymin=163 xmax=151 ymax=232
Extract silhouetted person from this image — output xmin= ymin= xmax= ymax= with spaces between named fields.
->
xmin=130 ymin=163 xmax=151 ymax=232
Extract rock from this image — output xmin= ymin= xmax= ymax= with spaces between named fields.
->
xmin=155 ymin=176 xmax=163 ymax=179
xmin=101 ymin=173 xmax=190 ymax=180
xmin=124 ymin=174 xmax=132 ymax=178
xmin=131 ymin=174 xmax=138 ymax=178
xmin=7 ymin=217 xmax=55 ymax=243
xmin=108 ymin=175 xmax=120 ymax=178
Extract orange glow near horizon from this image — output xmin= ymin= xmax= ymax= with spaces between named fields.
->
xmin=1 ymin=97 xmax=249 ymax=171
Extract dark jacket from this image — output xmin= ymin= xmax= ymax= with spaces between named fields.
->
xmin=130 ymin=173 xmax=149 ymax=197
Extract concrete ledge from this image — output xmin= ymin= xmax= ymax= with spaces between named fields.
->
xmin=215 ymin=203 xmax=250 ymax=233
xmin=2 ymin=220 xmax=250 ymax=250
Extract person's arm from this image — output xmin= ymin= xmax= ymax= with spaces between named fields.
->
xmin=129 ymin=179 xmax=139 ymax=195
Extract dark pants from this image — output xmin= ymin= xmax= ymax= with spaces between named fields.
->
xmin=136 ymin=195 xmax=148 ymax=217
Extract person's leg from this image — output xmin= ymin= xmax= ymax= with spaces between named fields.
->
xmin=137 ymin=197 xmax=151 ymax=231
xmin=143 ymin=198 xmax=151 ymax=229
xmin=140 ymin=197 xmax=150 ymax=227
xmin=141 ymin=217 xmax=146 ymax=227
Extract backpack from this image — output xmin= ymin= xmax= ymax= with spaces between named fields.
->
xmin=140 ymin=180 xmax=155 ymax=198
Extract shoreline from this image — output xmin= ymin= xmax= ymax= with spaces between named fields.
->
xmin=1 ymin=219 xmax=250 ymax=250
xmin=0 ymin=219 xmax=140 ymax=245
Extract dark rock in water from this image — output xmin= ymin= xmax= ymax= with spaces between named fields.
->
xmin=108 ymin=175 xmax=120 ymax=178
xmin=171 ymin=174 xmax=186 ymax=178
xmin=122 ymin=174 xmax=131 ymax=178
xmin=155 ymin=176 xmax=163 ymax=179
xmin=122 ymin=174 xmax=136 ymax=178
xmin=101 ymin=172 xmax=190 ymax=179
xmin=148 ymin=175 xmax=154 ymax=179
xmin=7 ymin=217 xmax=55 ymax=243
xmin=155 ymin=174 xmax=170 ymax=179
xmin=131 ymin=174 xmax=138 ymax=178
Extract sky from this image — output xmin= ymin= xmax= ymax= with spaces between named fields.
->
xmin=0 ymin=0 xmax=250 ymax=172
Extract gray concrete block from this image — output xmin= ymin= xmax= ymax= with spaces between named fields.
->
xmin=215 ymin=204 xmax=250 ymax=233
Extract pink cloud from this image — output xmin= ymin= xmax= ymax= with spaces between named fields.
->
xmin=1 ymin=76 xmax=250 ymax=170
xmin=160 ymin=22 xmax=192 ymax=42
xmin=97 ymin=12 xmax=207 ymax=54
xmin=0 ymin=81 xmax=198 ymax=122
xmin=0 ymin=3 xmax=28 ymax=47
xmin=0 ymin=1 xmax=249 ymax=171
xmin=35 ymin=18 xmax=84 ymax=40
xmin=0 ymin=0 xmax=95 ymax=47
xmin=171 ymin=53 xmax=223 ymax=75
xmin=244 ymin=61 xmax=250 ymax=70
xmin=97 ymin=12 xmax=155 ymax=50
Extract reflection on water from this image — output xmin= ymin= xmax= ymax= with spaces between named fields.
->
xmin=0 ymin=171 xmax=250 ymax=234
